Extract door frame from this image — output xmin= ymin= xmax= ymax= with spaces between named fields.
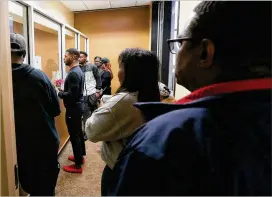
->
xmin=0 ymin=0 xmax=19 ymax=196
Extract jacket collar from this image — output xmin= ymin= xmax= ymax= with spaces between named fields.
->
xmin=175 ymin=78 xmax=272 ymax=104
xmin=134 ymin=78 xmax=272 ymax=122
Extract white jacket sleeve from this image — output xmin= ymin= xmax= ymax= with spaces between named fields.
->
xmin=85 ymin=93 xmax=144 ymax=143
xmin=85 ymin=105 xmax=120 ymax=142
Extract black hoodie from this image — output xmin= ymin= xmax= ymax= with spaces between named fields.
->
xmin=12 ymin=63 xmax=61 ymax=159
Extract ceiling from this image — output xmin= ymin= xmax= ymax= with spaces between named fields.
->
xmin=61 ymin=0 xmax=152 ymax=12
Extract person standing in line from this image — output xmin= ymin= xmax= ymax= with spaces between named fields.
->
xmin=94 ymin=56 xmax=102 ymax=68
xmin=94 ymin=56 xmax=105 ymax=84
xmin=85 ymin=48 xmax=160 ymax=196
xmin=79 ymin=51 xmax=102 ymax=141
xmin=100 ymin=58 xmax=112 ymax=95
xmin=101 ymin=57 xmax=114 ymax=80
xmin=106 ymin=1 xmax=271 ymax=196
xmin=10 ymin=33 xmax=61 ymax=196
xmin=57 ymin=48 xmax=86 ymax=173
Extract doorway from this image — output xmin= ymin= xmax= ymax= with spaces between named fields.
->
xmin=0 ymin=0 xmax=19 ymax=196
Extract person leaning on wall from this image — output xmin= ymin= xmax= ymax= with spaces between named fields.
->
xmin=85 ymin=48 xmax=160 ymax=196
xmin=106 ymin=1 xmax=272 ymax=196
xmin=10 ymin=33 xmax=61 ymax=196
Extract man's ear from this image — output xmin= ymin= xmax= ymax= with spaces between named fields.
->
xmin=199 ymin=39 xmax=215 ymax=68
xmin=72 ymin=55 xmax=78 ymax=61
xmin=22 ymin=50 xmax=26 ymax=58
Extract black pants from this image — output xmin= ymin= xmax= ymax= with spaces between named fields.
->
xmin=101 ymin=165 xmax=113 ymax=196
xmin=103 ymin=87 xmax=111 ymax=96
xmin=82 ymin=95 xmax=97 ymax=138
xmin=19 ymin=158 xmax=60 ymax=196
xmin=65 ymin=110 xmax=86 ymax=166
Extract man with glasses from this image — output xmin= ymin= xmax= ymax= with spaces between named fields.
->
xmin=106 ymin=1 xmax=271 ymax=196
xmin=94 ymin=56 xmax=102 ymax=68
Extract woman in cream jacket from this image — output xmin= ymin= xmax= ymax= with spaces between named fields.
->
xmin=85 ymin=48 xmax=160 ymax=195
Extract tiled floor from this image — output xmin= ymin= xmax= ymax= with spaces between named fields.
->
xmin=56 ymin=141 xmax=104 ymax=196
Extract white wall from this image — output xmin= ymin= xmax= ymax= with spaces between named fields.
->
xmin=24 ymin=0 xmax=74 ymax=27
xmin=174 ymin=1 xmax=201 ymax=100
xmin=9 ymin=1 xmax=74 ymax=36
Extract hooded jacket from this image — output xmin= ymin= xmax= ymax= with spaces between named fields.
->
xmin=107 ymin=78 xmax=272 ymax=196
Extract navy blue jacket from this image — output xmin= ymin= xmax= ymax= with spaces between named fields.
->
xmin=107 ymin=82 xmax=271 ymax=196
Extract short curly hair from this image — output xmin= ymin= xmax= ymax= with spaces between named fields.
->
xmin=66 ymin=48 xmax=80 ymax=59
xmin=80 ymin=51 xmax=88 ymax=57
xmin=190 ymin=1 xmax=271 ymax=77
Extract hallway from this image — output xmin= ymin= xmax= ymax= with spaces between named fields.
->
xmin=56 ymin=141 xmax=104 ymax=196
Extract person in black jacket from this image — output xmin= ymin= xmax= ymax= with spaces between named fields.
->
xmin=57 ymin=48 xmax=86 ymax=173
xmin=10 ymin=33 xmax=61 ymax=196
xmin=100 ymin=58 xmax=112 ymax=95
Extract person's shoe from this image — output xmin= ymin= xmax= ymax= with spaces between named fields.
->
xmin=68 ymin=155 xmax=85 ymax=164
xmin=63 ymin=164 xmax=83 ymax=173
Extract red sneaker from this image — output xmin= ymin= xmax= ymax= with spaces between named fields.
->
xmin=63 ymin=164 xmax=83 ymax=173
xmin=68 ymin=155 xmax=85 ymax=164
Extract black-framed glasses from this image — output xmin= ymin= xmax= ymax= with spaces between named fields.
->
xmin=167 ymin=37 xmax=193 ymax=54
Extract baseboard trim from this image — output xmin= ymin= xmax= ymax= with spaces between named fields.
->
xmin=58 ymin=136 xmax=70 ymax=156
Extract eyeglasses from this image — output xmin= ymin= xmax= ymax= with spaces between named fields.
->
xmin=167 ymin=37 xmax=193 ymax=54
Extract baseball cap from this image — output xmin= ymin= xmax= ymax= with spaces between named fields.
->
xmin=10 ymin=33 xmax=27 ymax=52
xmin=101 ymin=57 xmax=110 ymax=64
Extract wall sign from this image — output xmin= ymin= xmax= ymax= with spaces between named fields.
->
xmin=33 ymin=56 xmax=42 ymax=70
